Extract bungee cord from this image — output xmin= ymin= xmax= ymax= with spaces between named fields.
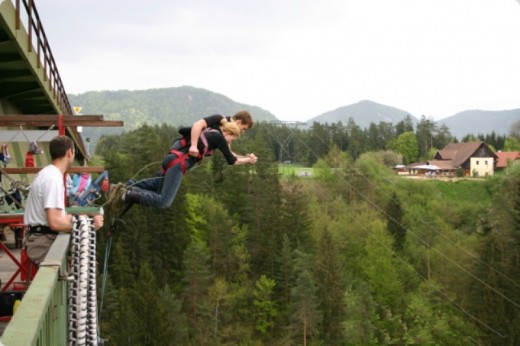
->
xmin=68 ymin=215 xmax=98 ymax=345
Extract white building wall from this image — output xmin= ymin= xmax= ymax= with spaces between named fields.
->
xmin=470 ymin=157 xmax=494 ymax=176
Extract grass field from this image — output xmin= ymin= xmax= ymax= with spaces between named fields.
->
xmin=429 ymin=179 xmax=493 ymax=204
xmin=278 ymin=164 xmax=314 ymax=177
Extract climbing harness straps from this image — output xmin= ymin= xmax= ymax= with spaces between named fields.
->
xmin=161 ymin=128 xmax=218 ymax=176
xmin=161 ymin=150 xmax=189 ymax=175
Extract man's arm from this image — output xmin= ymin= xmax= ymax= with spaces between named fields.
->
xmin=233 ymin=155 xmax=256 ymax=166
xmin=46 ymin=208 xmax=104 ymax=231
xmin=232 ymin=152 xmax=258 ymax=163
xmin=46 ymin=208 xmax=75 ymax=232
xmin=189 ymin=119 xmax=208 ymax=157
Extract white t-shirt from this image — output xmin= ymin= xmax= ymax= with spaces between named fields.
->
xmin=24 ymin=164 xmax=65 ymax=227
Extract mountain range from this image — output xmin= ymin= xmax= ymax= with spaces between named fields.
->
xmin=306 ymin=100 xmax=414 ymax=128
xmin=436 ymin=109 xmax=520 ymax=139
xmin=68 ymin=86 xmax=519 ymax=151
xmin=308 ymin=100 xmax=520 ymax=139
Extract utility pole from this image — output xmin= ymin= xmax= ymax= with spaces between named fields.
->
xmin=269 ymin=121 xmax=306 ymax=163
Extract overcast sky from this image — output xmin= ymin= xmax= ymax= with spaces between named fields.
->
xmin=36 ymin=0 xmax=520 ymax=121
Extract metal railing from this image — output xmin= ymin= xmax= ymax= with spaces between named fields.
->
xmin=0 ymin=233 xmax=70 ymax=345
xmin=14 ymin=0 xmax=73 ymax=116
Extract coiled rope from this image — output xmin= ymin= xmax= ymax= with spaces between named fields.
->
xmin=68 ymin=215 xmax=98 ymax=345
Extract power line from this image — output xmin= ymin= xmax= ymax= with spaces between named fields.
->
xmin=306 ymin=176 xmax=505 ymax=340
xmin=267 ymin=121 xmax=306 ymax=163
xmin=276 ymin=125 xmax=520 ymax=338
xmin=296 ymin=125 xmax=520 ymax=290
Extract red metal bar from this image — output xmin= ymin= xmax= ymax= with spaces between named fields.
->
xmin=0 ymin=243 xmax=32 ymax=291
xmin=1 ymin=269 xmax=22 ymax=292
xmin=0 ymin=216 xmax=24 ymax=224
xmin=58 ymin=114 xmax=64 ymax=135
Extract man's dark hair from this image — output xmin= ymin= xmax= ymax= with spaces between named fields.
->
xmin=50 ymin=136 xmax=74 ymax=160
xmin=232 ymin=111 xmax=254 ymax=128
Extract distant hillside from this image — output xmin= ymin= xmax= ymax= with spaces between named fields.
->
xmin=68 ymin=86 xmax=278 ymax=152
xmin=305 ymin=101 xmax=520 ymax=140
xmin=436 ymin=109 xmax=520 ymax=139
xmin=306 ymin=100 xmax=417 ymax=128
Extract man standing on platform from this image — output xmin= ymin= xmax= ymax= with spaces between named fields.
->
xmin=24 ymin=135 xmax=103 ymax=265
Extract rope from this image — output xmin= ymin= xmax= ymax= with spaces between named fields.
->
xmin=97 ymin=161 xmax=161 ymax=341
xmin=18 ymin=124 xmax=56 ymax=143
xmin=98 ymin=230 xmax=113 ymax=328
xmin=68 ymin=215 xmax=97 ymax=345
xmin=0 ymin=167 xmax=30 ymax=193
xmin=97 ymin=203 xmax=132 ymax=343
xmin=5 ymin=128 xmax=21 ymax=144
xmin=98 ymin=161 xmax=161 ymax=209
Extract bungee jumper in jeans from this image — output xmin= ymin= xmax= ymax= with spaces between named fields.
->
xmin=109 ymin=119 xmax=257 ymax=210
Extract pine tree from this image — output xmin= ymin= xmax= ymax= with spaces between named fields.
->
xmin=158 ymin=285 xmax=189 ymax=345
xmin=181 ymin=238 xmax=212 ymax=343
xmin=315 ymin=228 xmax=345 ymax=344
xmin=106 ymin=287 xmax=141 ymax=345
xmin=108 ymin=239 xmax=136 ymax=288
xmin=343 ymin=282 xmax=379 ymax=345
xmin=275 ymin=234 xmax=295 ymax=327
xmin=280 ymin=178 xmax=314 ymax=252
xmin=361 ymin=223 xmax=404 ymax=312
xmin=253 ymin=275 xmax=278 ymax=337
xmin=221 ymin=222 xmax=256 ymax=343
xmin=470 ymin=177 xmax=520 ymax=345
xmin=208 ymin=277 xmax=230 ymax=343
xmin=130 ymin=262 xmax=166 ymax=345
xmin=386 ymin=192 xmax=407 ymax=252
xmin=291 ymin=250 xmax=322 ymax=346
xmin=291 ymin=269 xmax=322 ymax=346
xmin=247 ymin=136 xmax=283 ymax=277
xmin=147 ymin=187 xmax=191 ymax=289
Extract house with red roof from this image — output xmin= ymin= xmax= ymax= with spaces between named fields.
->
xmin=495 ymin=151 xmax=520 ymax=170
xmin=433 ymin=142 xmax=497 ymax=177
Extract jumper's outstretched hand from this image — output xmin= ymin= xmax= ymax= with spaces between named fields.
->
xmin=248 ymin=153 xmax=258 ymax=164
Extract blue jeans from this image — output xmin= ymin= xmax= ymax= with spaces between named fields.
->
xmin=131 ymin=176 xmax=162 ymax=192
xmin=131 ymin=153 xmax=194 ymax=208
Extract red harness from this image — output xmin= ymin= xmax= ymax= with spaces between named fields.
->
xmin=161 ymin=129 xmax=217 ymax=175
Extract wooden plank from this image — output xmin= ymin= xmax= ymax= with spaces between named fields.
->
xmin=0 ymin=120 xmax=124 ymax=127
xmin=62 ymin=120 xmax=124 ymax=127
xmin=0 ymin=115 xmax=103 ymax=122
xmin=0 ymin=115 xmax=124 ymax=127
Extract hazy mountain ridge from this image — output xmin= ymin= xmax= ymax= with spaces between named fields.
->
xmin=69 ymin=86 xmax=519 ymax=151
xmin=308 ymin=100 xmax=519 ymax=139
xmin=436 ymin=109 xmax=520 ymax=139
xmin=69 ymin=86 xmax=277 ymax=127
xmin=306 ymin=100 xmax=418 ymax=128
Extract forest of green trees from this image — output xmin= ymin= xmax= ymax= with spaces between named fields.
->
xmin=92 ymin=117 xmax=520 ymax=345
